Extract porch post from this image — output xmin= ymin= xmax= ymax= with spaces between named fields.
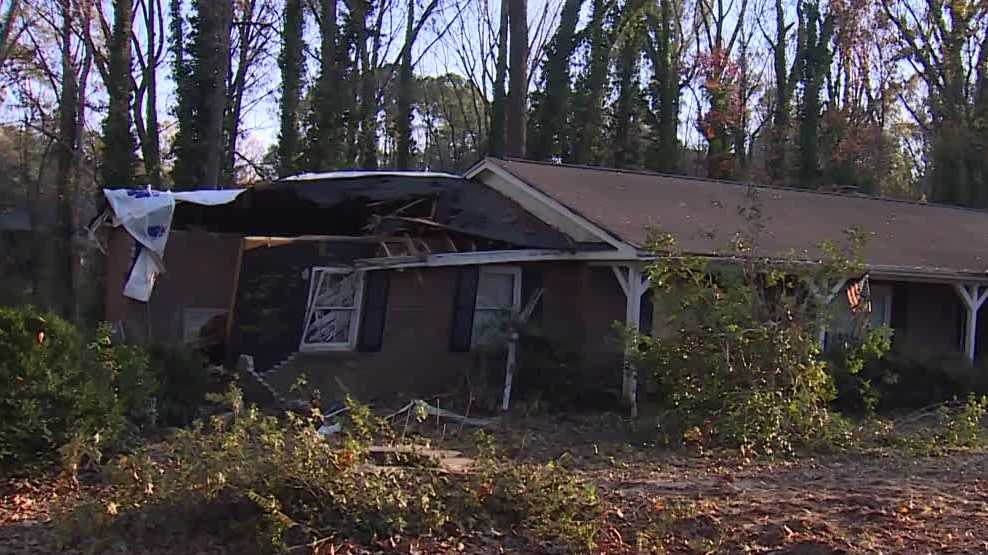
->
xmin=611 ymin=264 xmax=648 ymax=418
xmin=953 ymin=284 xmax=988 ymax=361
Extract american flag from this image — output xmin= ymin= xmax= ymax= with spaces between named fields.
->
xmin=846 ymin=274 xmax=872 ymax=314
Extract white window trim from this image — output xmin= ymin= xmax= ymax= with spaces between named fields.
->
xmin=472 ymin=265 xmax=523 ymax=348
xmin=299 ymin=267 xmax=365 ymax=352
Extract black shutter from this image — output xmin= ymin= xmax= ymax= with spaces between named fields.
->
xmin=358 ymin=271 xmax=390 ymax=352
xmin=640 ymin=289 xmax=654 ymax=336
xmin=450 ymin=266 xmax=480 ymax=352
xmin=521 ymin=266 xmax=544 ymax=324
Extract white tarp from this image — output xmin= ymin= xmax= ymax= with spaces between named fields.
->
xmin=103 ymin=188 xmax=246 ymax=302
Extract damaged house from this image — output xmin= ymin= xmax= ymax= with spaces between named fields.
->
xmin=99 ymin=159 xmax=988 ymax=408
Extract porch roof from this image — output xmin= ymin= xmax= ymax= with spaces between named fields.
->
xmin=486 ymin=158 xmax=988 ymax=278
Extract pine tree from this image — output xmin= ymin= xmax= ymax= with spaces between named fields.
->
xmin=612 ymin=0 xmax=644 ymax=169
xmin=169 ymin=0 xmax=195 ymax=186
xmin=797 ymin=1 xmax=834 ymax=188
xmin=528 ymin=0 xmax=582 ymax=161
xmin=571 ymin=0 xmax=611 ymax=164
xmin=505 ymin=0 xmax=528 ymax=158
xmin=488 ymin=0 xmax=509 ymax=158
xmin=277 ymin=0 xmax=305 ymax=177
xmin=644 ymin=0 xmax=681 ymax=173
xmin=102 ymin=0 xmax=136 ymax=186
xmin=304 ymin=0 xmax=341 ymax=171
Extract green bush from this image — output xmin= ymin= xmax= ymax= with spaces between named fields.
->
xmin=148 ymin=344 xmax=210 ymax=427
xmin=853 ymin=346 xmax=988 ymax=410
xmin=636 ymin=219 xmax=886 ymax=456
xmin=0 ymin=306 xmax=156 ymax=471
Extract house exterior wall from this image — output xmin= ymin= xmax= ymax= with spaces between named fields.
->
xmin=264 ymin=261 xmax=628 ymax=403
xmin=262 ymin=266 xmax=474 ymax=401
xmin=104 ymin=228 xmax=242 ymax=345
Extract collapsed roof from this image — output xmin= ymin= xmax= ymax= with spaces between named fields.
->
xmin=173 ymin=173 xmax=575 ymax=250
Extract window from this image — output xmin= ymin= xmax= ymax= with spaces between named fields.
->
xmin=300 ymin=267 xmax=364 ymax=351
xmin=472 ymin=266 xmax=522 ymax=347
xmin=825 ymin=283 xmax=892 ymax=349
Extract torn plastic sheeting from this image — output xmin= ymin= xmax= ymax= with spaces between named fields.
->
xmin=103 ymin=188 xmax=246 ymax=302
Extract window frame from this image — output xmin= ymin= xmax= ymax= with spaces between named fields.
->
xmin=299 ymin=267 xmax=365 ymax=352
xmin=471 ymin=265 xmax=523 ymax=348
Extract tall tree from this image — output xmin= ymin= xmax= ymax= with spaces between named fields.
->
xmin=395 ymin=0 xmax=442 ymax=170
xmin=882 ymin=0 xmax=988 ymax=207
xmin=488 ymin=0 xmax=509 ymax=157
xmin=277 ymin=0 xmax=304 ymax=177
xmin=570 ymin=0 xmax=611 ymax=164
xmin=304 ymin=0 xmax=340 ymax=170
xmin=694 ymin=0 xmax=750 ymax=179
xmin=133 ymin=0 xmax=165 ymax=186
xmin=169 ymin=0 xmax=194 ymax=185
xmin=796 ymin=0 xmax=834 ymax=188
xmin=505 ymin=0 xmax=528 ymax=157
xmin=352 ymin=0 xmax=379 ymax=169
xmin=644 ymin=0 xmax=684 ymax=173
xmin=528 ymin=0 xmax=582 ymax=161
xmin=195 ymin=0 xmax=233 ymax=187
xmin=55 ymin=0 xmax=78 ymax=317
xmin=223 ymin=0 xmax=277 ymax=182
xmin=170 ymin=0 xmax=233 ymax=188
xmin=612 ymin=0 xmax=644 ymax=169
xmin=763 ymin=0 xmax=802 ymax=184
xmin=102 ymin=0 xmax=135 ymax=186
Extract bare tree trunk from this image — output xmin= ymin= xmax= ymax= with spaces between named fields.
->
xmin=306 ymin=0 xmax=339 ymax=170
xmin=488 ymin=0 xmax=509 ymax=157
xmin=396 ymin=0 xmax=416 ymax=169
xmin=223 ymin=0 xmax=258 ymax=183
xmin=134 ymin=0 xmax=163 ymax=186
xmin=352 ymin=0 xmax=378 ymax=169
xmin=277 ymin=0 xmax=304 ymax=176
xmin=197 ymin=0 xmax=233 ymax=187
xmin=505 ymin=0 xmax=528 ymax=158
xmin=55 ymin=0 xmax=78 ymax=317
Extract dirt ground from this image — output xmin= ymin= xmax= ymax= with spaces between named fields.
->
xmin=4 ymin=414 xmax=988 ymax=554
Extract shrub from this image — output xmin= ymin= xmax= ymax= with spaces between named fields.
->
xmin=837 ymin=346 xmax=988 ymax=411
xmin=148 ymin=344 xmax=210 ymax=427
xmin=635 ymin=198 xmax=888 ymax=456
xmin=0 ymin=306 xmax=156 ymax=471
xmin=57 ymin=390 xmax=601 ymax=553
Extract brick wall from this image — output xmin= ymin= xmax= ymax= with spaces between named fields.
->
xmin=104 ymin=228 xmax=242 ymax=345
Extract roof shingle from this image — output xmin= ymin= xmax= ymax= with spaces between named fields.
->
xmin=490 ymin=158 xmax=988 ymax=276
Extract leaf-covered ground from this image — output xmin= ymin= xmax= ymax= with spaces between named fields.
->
xmin=3 ymin=414 xmax=988 ymax=554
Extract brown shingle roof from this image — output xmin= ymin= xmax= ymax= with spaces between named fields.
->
xmin=490 ymin=158 xmax=988 ymax=276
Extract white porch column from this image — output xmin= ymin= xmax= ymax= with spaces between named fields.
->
xmin=611 ymin=264 xmax=649 ymax=418
xmin=954 ymin=284 xmax=988 ymax=361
